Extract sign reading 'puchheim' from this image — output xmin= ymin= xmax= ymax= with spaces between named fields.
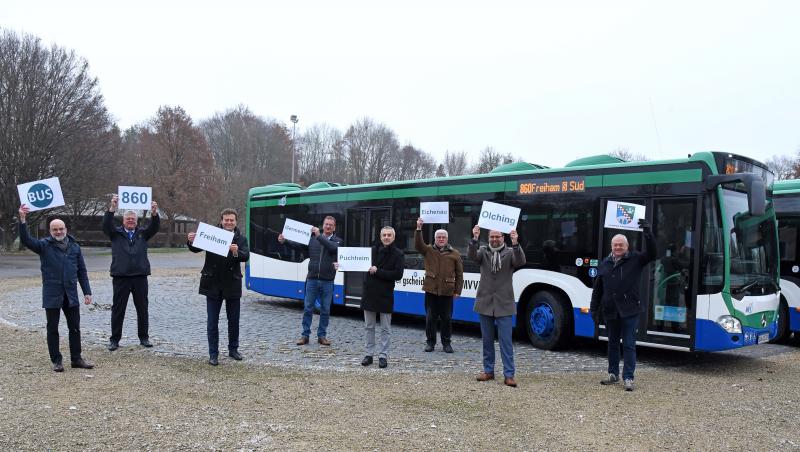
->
xmin=192 ymin=222 xmax=235 ymax=257
xmin=337 ymin=247 xmax=372 ymax=272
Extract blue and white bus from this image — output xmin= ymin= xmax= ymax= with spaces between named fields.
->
xmin=772 ymin=179 xmax=800 ymax=342
xmin=246 ymin=151 xmax=779 ymax=352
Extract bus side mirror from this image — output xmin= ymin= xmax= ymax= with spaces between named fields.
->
xmin=705 ymin=172 xmax=766 ymax=217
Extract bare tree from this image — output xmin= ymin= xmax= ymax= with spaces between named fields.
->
xmin=471 ymin=147 xmax=515 ymax=174
xmin=395 ymin=145 xmax=436 ymax=181
xmin=0 ymin=29 xmax=116 ymax=249
xmin=342 ymin=117 xmax=400 ymax=184
xmin=609 ymin=147 xmax=649 ymax=161
xmin=296 ymin=123 xmax=345 ymax=185
xmin=443 ymin=150 xmax=469 ymax=176
xmin=765 ymin=154 xmax=799 ymax=181
xmin=136 ymin=106 xmax=220 ymax=246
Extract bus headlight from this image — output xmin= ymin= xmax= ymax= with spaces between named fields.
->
xmin=717 ymin=315 xmax=742 ymax=334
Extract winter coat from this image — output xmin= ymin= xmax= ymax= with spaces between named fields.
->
xmin=468 ymin=240 xmax=526 ymax=317
xmin=188 ymin=226 xmax=250 ymax=299
xmin=590 ymin=229 xmax=657 ymax=320
xmin=102 ymin=211 xmax=160 ymax=277
xmin=414 ymin=230 xmax=463 ymax=297
xmin=285 ymin=233 xmax=343 ymax=281
xmin=361 ymin=244 xmax=405 ymax=313
xmin=19 ymin=223 xmax=91 ymax=309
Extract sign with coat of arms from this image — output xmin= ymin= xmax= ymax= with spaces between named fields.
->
xmin=603 ymin=200 xmax=646 ymax=231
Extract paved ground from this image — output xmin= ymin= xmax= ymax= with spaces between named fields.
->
xmin=1 ymin=249 xmax=797 ymax=375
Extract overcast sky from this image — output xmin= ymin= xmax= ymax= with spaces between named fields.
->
xmin=4 ymin=1 xmax=799 ymax=168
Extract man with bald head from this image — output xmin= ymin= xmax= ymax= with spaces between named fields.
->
xmin=18 ymin=205 xmax=94 ymax=372
xmin=590 ymin=218 xmax=656 ymax=391
xmin=103 ymin=193 xmax=160 ymax=351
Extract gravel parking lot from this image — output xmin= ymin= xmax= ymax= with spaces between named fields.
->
xmin=1 ymin=250 xmax=799 ymax=449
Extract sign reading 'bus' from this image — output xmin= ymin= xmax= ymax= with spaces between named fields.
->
xmin=518 ymin=177 xmax=585 ymax=195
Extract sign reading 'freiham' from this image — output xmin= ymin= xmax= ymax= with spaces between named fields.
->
xmin=518 ymin=177 xmax=585 ymax=195
xmin=192 ymin=222 xmax=235 ymax=257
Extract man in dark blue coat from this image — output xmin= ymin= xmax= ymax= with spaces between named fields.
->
xmin=103 ymin=193 xmax=160 ymax=351
xmin=187 ymin=208 xmax=250 ymax=366
xmin=278 ymin=216 xmax=343 ymax=346
xmin=18 ymin=205 xmax=94 ymax=372
xmin=590 ymin=218 xmax=656 ymax=391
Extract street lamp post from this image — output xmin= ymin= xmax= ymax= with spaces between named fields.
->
xmin=290 ymin=115 xmax=298 ymax=184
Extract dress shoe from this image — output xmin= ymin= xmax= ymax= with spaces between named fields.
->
xmin=476 ymin=371 xmax=495 ymax=382
xmin=208 ymin=356 xmax=219 ymax=366
xmin=361 ymin=356 xmax=373 ymax=366
xmin=140 ymin=339 xmax=153 ymax=348
xmin=296 ymin=336 xmax=309 ymax=345
xmin=378 ymin=357 xmax=388 ymax=368
xmin=71 ymin=358 xmax=94 ymax=369
xmin=424 ymin=343 xmax=434 ymax=352
xmin=504 ymin=376 xmax=518 ymax=388
xmin=107 ymin=341 xmax=119 ymax=351
xmin=443 ymin=344 xmax=454 ymax=353
xmin=52 ymin=362 xmax=64 ymax=372
xmin=317 ymin=337 xmax=332 ymax=346
xmin=229 ymin=351 xmax=243 ymax=361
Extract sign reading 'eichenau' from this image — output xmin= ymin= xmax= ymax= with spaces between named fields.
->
xmin=420 ymin=202 xmax=449 ymax=224
xmin=192 ymin=222 xmax=234 ymax=257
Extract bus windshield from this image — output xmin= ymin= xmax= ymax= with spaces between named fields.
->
xmin=723 ymin=189 xmax=779 ymax=296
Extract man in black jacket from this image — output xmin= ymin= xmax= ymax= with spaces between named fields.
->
xmin=278 ymin=216 xmax=343 ymax=346
xmin=360 ymin=226 xmax=404 ymax=369
xmin=103 ymin=194 xmax=160 ymax=351
xmin=188 ymin=208 xmax=250 ymax=366
xmin=590 ymin=218 xmax=656 ymax=392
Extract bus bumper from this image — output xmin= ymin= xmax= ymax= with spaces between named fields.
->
xmin=694 ymin=319 xmax=777 ymax=351
xmin=790 ymin=308 xmax=800 ymax=332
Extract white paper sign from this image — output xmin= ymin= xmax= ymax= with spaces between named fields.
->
xmin=604 ymin=201 xmax=647 ymax=231
xmin=477 ymin=201 xmax=521 ymax=234
xmin=282 ymin=218 xmax=313 ymax=245
xmin=118 ymin=186 xmax=152 ymax=210
xmin=337 ymin=247 xmax=372 ymax=272
xmin=192 ymin=222 xmax=235 ymax=257
xmin=17 ymin=177 xmax=65 ymax=212
xmin=420 ymin=202 xmax=450 ymax=224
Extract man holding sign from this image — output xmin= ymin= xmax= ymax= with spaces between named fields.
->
xmin=415 ymin=217 xmax=463 ymax=353
xmin=103 ymin=194 xmax=160 ymax=351
xmin=18 ymin=205 xmax=95 ymax=372
xmin=278 ymin=216 xmax=343 ymax=346
xmin=188 ymin=209 xmax=250 ymax=366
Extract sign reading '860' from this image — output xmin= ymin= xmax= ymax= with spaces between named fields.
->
xmin=118 ymin=186 xmax=152 ymax=210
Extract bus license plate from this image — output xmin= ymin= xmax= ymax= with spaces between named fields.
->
xmin=758 ymin=333 xmax=770 ymax=344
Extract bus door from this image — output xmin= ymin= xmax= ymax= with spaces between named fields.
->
xmin=643 ymin=197 xmax=698 ymax=349
xmin=344 ymin=207 xmax=391 ymax=307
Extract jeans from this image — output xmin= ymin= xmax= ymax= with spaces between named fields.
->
xmin=45 ymin=294 xmax=82 ymax=364
xmin=424 ymin=293 xmax=453 ymax=346
xmin=364 ymin=310 xmax=392 ymax=359
xmin=206 ymin=294 xmax=240 ymax=358
xmin=605 ymin=313 xmax=639 ymax=380
xmin=479 ymin=314 xmax=515 ymax=378
xmin=301 ymin=278 xmax=334 ymax=338
xmin=110 ymin=276 xmax=149 ymax=342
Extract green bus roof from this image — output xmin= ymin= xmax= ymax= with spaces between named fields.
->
xmin=773 ymin=179 xmax=800 ymax=193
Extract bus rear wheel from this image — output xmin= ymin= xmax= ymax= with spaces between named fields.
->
xmin=524 ymin=290 xmax=572 ymax=350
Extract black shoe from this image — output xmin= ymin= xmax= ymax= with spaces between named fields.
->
xmin=378 ymin=357 xmax=387 ymax=368
xmin=107 ymin=341 xmax=119 ymax=351
xmin=361 ymin=356 xmax=373 ymax=366
xmin=229 ymin=351 xmax=243 ymax=361
xmin=52 ymin=362 xmax=64 ymax=372
xmin=71 ymin=358 xmax=94 ymax=369
xmin=424 ymin=343 xmax=434 ymax=352
xmin=443 ymin=344 xmax=454 ymax=354
xmin=140 ymin=339 xmax=153 ymax=348
xmin=208 ymin=357 xmax=219 ymax=366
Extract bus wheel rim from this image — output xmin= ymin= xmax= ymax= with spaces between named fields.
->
xmin=531 ymin=302 xmax=555 ymax=338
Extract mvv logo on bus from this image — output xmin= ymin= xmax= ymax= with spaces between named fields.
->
xmin=398 ymin=270 xmax=481 ymax=296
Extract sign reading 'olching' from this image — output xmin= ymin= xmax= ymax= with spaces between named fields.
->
xmin=518 ymin=177 xmax=585 ymax=195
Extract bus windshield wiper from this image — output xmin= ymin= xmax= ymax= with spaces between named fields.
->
xmin=731 ymin=279 xmax=759 ymax=300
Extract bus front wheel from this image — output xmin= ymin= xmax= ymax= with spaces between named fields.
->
xmin=524 ymin=290 xmax=572 ymax=350
xmin=771 ymin=296 xmax=790 ymax=344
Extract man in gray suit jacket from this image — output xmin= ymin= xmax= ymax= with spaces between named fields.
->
xmin=468 ymin=225 xmax=526 ymax=387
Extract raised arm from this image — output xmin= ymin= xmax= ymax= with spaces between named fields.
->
xmin=510 ymin=229 xmax=526 ymax=268
xmin=17 ymin=205 xmax=44 ymax=254
xmin=142 ymin=210 xmax=161 ymax=241
xmin=467 ymin=224 xmax=481 ymax=263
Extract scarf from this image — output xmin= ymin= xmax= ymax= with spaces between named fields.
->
xmin=489 ymin=242 xmax=505 ymax=273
